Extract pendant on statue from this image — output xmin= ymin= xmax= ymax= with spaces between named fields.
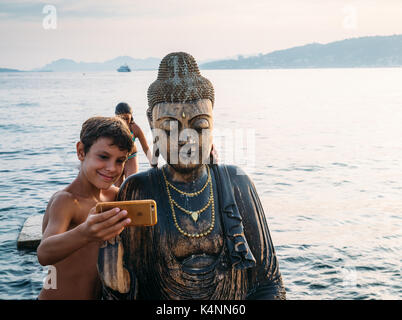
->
xmin=191 ymin=212 xmax=199 ymax=222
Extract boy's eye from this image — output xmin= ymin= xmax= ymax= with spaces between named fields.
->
xmin=99 ymin=155 xmax=108 ymax=160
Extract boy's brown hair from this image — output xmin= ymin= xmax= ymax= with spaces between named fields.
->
xmin=80 ymin=116 xmax=134 ymax=154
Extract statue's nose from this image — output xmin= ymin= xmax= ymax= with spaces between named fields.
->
xmin=178 ymin=135 xmax=191 ymax=145
xmin=178 ymin=137 xmax=196 ymax=147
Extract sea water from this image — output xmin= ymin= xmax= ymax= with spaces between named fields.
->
xmin=0 ymin=69 xmax=401 ymax=299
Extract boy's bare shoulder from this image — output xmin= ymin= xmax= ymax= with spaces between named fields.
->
xmin=47 ymin=190 xmax=77 ymax=211
xmin=42 ymin=190 xmax=79 ymax=233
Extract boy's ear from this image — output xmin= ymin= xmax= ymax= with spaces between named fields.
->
xmin=76 ymin=141 xmax=85 ymax=161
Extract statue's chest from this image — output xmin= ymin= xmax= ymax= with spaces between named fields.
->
xmin=151 ymin=167 xmax=226 ymax=261
xmin=159 ymin=194 xmax=224 ymax=260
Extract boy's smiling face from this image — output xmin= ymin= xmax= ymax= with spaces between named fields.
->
xmin=77 ymin=137 xmax=128 ymax=189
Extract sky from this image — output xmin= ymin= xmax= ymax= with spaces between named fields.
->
xmin=0 ymin=0 xmax=402 ymax=70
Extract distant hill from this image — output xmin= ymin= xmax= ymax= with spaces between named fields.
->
xmin=34 ymin=56 xmax=161 ymax=72
xmin=7 ymin=34 xmax=402 ymax=72
xmin=0 ymin=68 xmax=22 ymax=72
xmin=200 ymin=35 xmax=402 ymax=69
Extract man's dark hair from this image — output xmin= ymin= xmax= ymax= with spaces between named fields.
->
xmin=115 ymin=102 xmax=133 ymax=115
xmin=80 ymin=116 xmax=133 ymax=154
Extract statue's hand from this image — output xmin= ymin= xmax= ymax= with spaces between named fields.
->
xmin=98 ymin=234 xmax=131 ymax=295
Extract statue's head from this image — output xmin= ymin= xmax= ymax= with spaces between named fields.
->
xmin=147 ymin=52 xmax=215 ymax=173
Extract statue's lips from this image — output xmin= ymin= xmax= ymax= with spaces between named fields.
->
xmin=177 ymin=144 xmax=199 ymax=154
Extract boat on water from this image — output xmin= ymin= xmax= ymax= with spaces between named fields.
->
xmin=117 ymin=64 xmax=131 ymax=72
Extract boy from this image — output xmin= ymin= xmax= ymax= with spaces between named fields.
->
xmin=37 ymin=116 xmax=133 ymax=299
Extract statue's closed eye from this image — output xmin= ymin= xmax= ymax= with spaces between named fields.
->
xmin=160 ymin=120 xmax=178 ymax=132
xmin=192 ymin=118 xmax=210 ymax=130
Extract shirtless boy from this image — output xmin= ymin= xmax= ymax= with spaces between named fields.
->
xmin=37 ymin=116 xmax=133 ymax=299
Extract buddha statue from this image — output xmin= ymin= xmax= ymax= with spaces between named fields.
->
xmin=97 ymin=52 xmax=286 ymax=300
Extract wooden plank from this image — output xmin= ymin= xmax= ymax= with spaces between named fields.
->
xmin=17 ymin=214 xmax=43 ymax=250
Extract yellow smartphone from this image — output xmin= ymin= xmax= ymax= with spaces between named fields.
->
xmin=95 ymin=200 xmax=157 ymax=227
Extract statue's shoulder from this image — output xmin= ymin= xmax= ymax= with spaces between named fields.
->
xmin=215 ymin=164 xmax=253 ymax=186
xmin=119 ymin=168 xmax=160 ymax=195
xmin=125 ymin=168 xmax=157 ymax=183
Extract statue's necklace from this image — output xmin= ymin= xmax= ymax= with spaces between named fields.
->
xmin=162 ymin=166 xmax=215 ymax=238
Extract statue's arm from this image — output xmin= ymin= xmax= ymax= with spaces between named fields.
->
xmin=246 ymin=180 xmax=286 ymax=300
xmin=229 ymin=166 xmax=286 ymax=300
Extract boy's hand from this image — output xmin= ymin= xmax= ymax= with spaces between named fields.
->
xmin=80 ymin=207 xmax=131 ymax=242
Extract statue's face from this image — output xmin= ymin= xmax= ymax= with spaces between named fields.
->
xmin=152 ymin=99 xmax=213 ymax=173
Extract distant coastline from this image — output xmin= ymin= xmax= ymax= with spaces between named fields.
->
xmin=31 ymin=56 xmax=161 ymax=73
xmin=0 ymin=68 xmax=22 ymax=72
xmin=200 ymin=35 xmax=402 ymax=70
xmin=3 ymin=34 xmax=402 ymax=72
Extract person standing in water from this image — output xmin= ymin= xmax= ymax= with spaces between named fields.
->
xmin=114 ymin=102 xmax=152 ymax=187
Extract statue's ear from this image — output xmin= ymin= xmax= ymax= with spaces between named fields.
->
xmin=150 ymin=136 xmax=159 ymax=167
xmin=146 ymin=106 xmax=154 ymax=129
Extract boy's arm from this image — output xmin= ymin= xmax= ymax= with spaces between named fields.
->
xmin=37 ymin=192 xmax=131 ymax=266
xmin=37 ymin=193 xmax=87 ymax=266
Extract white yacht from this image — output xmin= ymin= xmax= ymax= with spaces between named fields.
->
xmin=117 ymin=64 xmax=131 ymax=72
